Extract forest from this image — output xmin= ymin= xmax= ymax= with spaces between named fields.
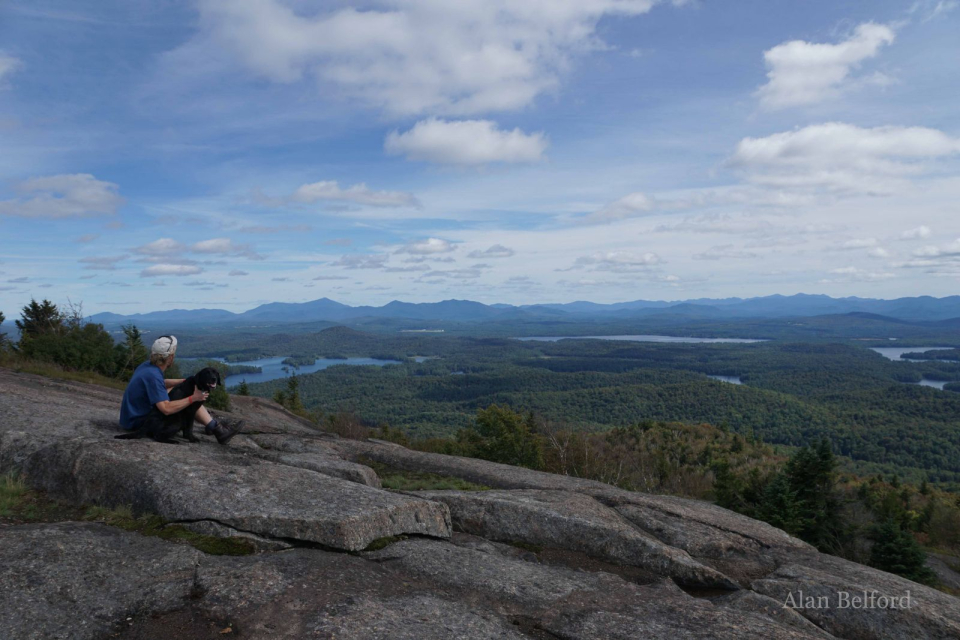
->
xmin=187 ymin=326 xmax=960 ymax=489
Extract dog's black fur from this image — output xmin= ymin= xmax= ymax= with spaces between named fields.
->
xmin=116 ymin=367 xmax=221 ymax=443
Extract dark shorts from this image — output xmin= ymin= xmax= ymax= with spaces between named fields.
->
xmin=126 ymin=401 xmax=203 ymax=441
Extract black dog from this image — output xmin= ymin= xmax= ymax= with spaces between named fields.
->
xmin=116 ymin=367 xmax=221 ymax=443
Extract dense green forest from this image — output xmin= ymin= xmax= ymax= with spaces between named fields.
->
xmin=4 ymin=302 xmax=959 ymax=488
xmin=211 ymin=327 xmax=960 ymax=488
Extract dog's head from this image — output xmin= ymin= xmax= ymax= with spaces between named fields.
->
xmin=195 ymin=367 xmax=222 ymax=392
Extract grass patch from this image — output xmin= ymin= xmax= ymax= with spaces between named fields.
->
xmin=0 ymin=355 xmax=126 ymax=391
xmin=0 ymin=473 xmax=29 ymax=516
xmin=507 ymin=540 xmax=543 ymax=555
xmin=82 ymin=505 xmax=256 ymax=555
xmin=0 ymin=476 xmax=254 ymax=556
xmin=380 ymin=473 xmax=490 ymax=491
xmin=359 ymin=458 xmax=489 ymax=492
xmin=363 ymin=534 xmax=407 ymax=552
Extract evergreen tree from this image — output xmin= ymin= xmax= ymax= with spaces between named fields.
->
xmin=237 ymin=379 xmax=250 ymax=396
xmin=783 ymin=438 xmax=842 ymax=551
xmin=711 ymin=458 xmax=742 ymax=509
xmin=114 ymin=324 xmax=149 ymax=380
xmin=15 ymin=299 xmax=116 ymax=376
xmin=16 ymin=299 xmax=63 ymax=342
xmin=868 ymin=519 xmax=936 ymax=585
xmin=471 ymin=405 xmax=544 ymax=469
xmin=207 ymin=382 xmax=231 ymax=411
xmin=285 ymin=375 xmax=304 ymax=413
xmin=757 ymin=472 xmax=802 ymax=535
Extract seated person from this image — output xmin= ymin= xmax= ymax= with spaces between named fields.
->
xmin=118 ymin=335 xmax=239 ymax=445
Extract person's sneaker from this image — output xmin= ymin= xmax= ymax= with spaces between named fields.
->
xmin=207 ymin=419 xmax=243 ymax=445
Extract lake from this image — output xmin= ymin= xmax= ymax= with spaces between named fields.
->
xmin=515 ymin=335 xmax=764 ymax=344
xmin=707 ymin=375 xmax=743 ymax=385
xmin=916 ymin=379 xmax=948 ymax=391
xmin=214 ymin=356 xmax=402 ymax=386
xmin=869 ymin=347 xmax=953 ymax=361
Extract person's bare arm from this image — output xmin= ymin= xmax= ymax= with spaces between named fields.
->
xmin=164 ymin=378 xmax=185 ymax=389
xmin=155 ymin=389 xmax=208 ymax=415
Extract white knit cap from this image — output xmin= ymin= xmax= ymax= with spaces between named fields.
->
xmin=151 ymin=335 xmax=178 ymax=356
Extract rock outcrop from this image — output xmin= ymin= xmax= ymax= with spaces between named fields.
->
xmin=1 ymin=367 xmax=959 ymax=640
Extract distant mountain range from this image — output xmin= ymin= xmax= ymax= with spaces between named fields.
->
xmin=84 ymin=294 xmax=960 ymax=328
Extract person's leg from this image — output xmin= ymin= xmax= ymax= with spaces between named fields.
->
xmin=144 ymin=407 xmax=181 ymax=443
xmin=196 ymin=404 xmax=243 ymax=445
xmin=195 ymin=404 xmax=214 ymax=430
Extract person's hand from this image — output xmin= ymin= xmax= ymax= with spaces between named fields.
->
xmin=191 ymin=389 xmax=209 ymax=403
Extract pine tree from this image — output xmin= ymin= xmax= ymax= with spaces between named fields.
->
xmin=286 ymin=375 xmax=304 ymax=413
xmin=115 ymin=324 xmax=148 ymax=380
xmin=868 ymin=519 xmax=936 ymax=584
xmin=711 ymin=457 xmax=743 ymax=509
xmin=16 ymin=299 xmax=63 ymax=342
xmin=779 ymin=439 xmax=842 ymax=550
xmin=207 ymin=381 xmax=231 ymax=411
xmin=757 ymin=472 xmax=802 ymax=535
xmin=237 ymin=379 xmax=250 ymax=396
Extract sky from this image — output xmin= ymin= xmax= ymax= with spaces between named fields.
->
xmin=1 ymin=0 xmax=959 ymax=315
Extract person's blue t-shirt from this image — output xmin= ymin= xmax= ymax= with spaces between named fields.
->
xmin=119 ymin=361 xmax=169 ymax=429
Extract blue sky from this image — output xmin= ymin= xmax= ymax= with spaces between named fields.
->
xmin=1 ymin=0 xmax=959 ymax=314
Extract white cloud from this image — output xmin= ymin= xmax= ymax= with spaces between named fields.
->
xmin=913 ymin=238 xmax=960 ymax=258
xmin=728 ymin=123 xmax=960 ymax=195
xmin=693 ymin=245 xmax=759 ymax=260
xmin=134 ymin=237 xmax=261 ymax=260
xmin=0 ymin=52 xmax=21 ymax=84
xmin=79 ymin=256 xmax=128 ymax=271
xmin=422 ymin=268 xmax=483 ymax=280
xmin=468 ymin=244 xmax=515 ymax=259
xmin=757 ymin=23 xmax=895 ymax=110
xmin=140 ymin=264 xmax=204 ymax=277
xmin=901 ymin=225 xmax=932 ymax=239
xmin=585 ymin=192 xmax=655 ymax=223
xmin=134 ymin=238 xmax=185 ymax=256
xmin=868 ymin=247 xmax=891 ymax=259
xmin=384 ymin=264 xmax=431 ymax=273
xmin=385 ymin=119 xmax=547 ymax=165
xmin=824 ymin=266 xmax=895 ymax=282
xmin=395 ymin=238 xmax=457 ymax=255
xmin=257 ymin=181 xmax=420 ymax=208
xmin=192 ymin=237 xmax=263 ymax=259
xmin=237 ymin=224 xmax=312 ymax=234
xmin=913 ymin=0 xmax=959 ymax=22
xmin=0 ymin=174 xmax=124 ymax=218
xmin=193 ymin=0 xmax=659 ymax=117
xmin=838 ymin=238 xmax=878 ymax=250
xmin=331 ymin=254 xmax=390 ymax=269
xmin=572 ymin=251 xmax=663 ymax=273
xmin=228 ymin=270 xmax=248 ymax=276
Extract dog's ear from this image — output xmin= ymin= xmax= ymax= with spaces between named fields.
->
xmin=214 ymin=369 xmax=222 ymax=387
